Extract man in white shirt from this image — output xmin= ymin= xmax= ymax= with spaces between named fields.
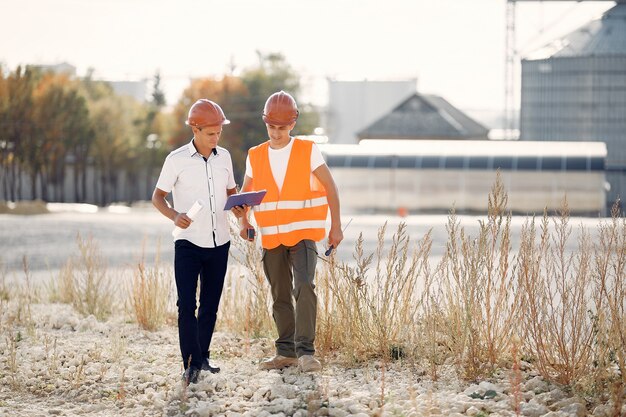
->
xmin=152 ymin=99 xmax=237 ymax=385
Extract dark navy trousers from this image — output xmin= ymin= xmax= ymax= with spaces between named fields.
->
xmin=174 ymin=239 xmax=229 ymax=370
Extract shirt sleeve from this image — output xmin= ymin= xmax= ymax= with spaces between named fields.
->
xmin=155 ymin=155 xmax=176 ymax=193
xmin=310 ymin=143 xmax=326 ymax=172
xmin=245 ymin=155 xmax=253 ymax=179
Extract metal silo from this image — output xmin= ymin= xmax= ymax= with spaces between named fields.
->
xmin=520 ymin=3 xmax=626 ymax=210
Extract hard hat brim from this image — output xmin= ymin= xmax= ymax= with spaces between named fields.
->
xmin=186 ymin=118 xmax=230 ymax=127
xmin=262 ymin=115 xmax=294 ymax=126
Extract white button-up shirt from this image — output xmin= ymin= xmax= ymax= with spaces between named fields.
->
xmin=155 ymin=139 xmax=236 ymax=248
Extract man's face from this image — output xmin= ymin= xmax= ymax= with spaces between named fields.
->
xmin=195 ymin=124 xmax=222 ymax=148
xmin=266 ymin=122 xmax=295 ymax=142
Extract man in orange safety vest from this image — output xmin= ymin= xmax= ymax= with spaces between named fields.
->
xmin=233 ymin=91 xmax=343 ymax=372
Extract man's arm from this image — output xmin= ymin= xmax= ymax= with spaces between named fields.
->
xmin=151 ymin=188 xmax=192 ymax=229
xmin=313 ymin=164 xmax=343 ymax=249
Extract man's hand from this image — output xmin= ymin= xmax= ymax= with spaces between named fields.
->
xmin=174 ymin=213 xmax=192 ymax=229
xmin=327 ymin=225 xmax=344 ymax=251
xmin=230 ymin=204 xmax=248 ymax=219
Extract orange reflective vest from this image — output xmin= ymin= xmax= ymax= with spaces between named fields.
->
xmin=249 ymin=139 xmax=328 ymax=249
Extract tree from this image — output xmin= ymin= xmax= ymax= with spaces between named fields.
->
xmin=0 ymin=65 xmax=174 ymax=205
xmin=31 ymin=72 xmax=91 ymax=202
xmin=0 ymin=66 xmax=37 ymax=201
xmin=88 ymin=94 xmax=143 ymax=205
xmin=141 ymin=71 xmax=169 ymax=200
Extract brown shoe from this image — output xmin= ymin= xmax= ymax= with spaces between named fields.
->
xmin=259 ymin=355 xmax=298 ymax=370
xmin=298 ymin=355 xmax=322 ymax=372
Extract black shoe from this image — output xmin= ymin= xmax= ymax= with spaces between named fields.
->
xmin=182 ymin=366 xmax=201 ymax=385
xmin=201 ymin=358 xmax=220 ymax=373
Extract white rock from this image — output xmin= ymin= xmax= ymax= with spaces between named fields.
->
xmin=328 ymin=408 xmax=349 ymax=417
xmin=548 ymin=388 xmax=568 ymax=403
xmin=268 ymin=385 xmax=296 ymax=400
xmin=464 ymin=384 xmax=481 ymax=396
xmin=466 ymin=406 xmax=481 ymax=416
xmin=561 ymin=403 xmax=586 ymax=417
xmin=524 ymin=376 xmax=548 ymax=393
xmin=553 ymin=397 xmax=585 ymax=409
xmin=78 ymin=315 xmax=98 ymax=331
xmin=348 ymin=403 xmax=368 ymax=414
xmin=478 ymin=381 xmax=500 ymax=393
xmin=520 ymin=401 xmax=550 ymax=417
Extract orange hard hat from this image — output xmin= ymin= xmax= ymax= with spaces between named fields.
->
xmin=186 ymin=99 xmax=230 ymax=128
xmin=262 ymin=91 xmax=299 ymax=126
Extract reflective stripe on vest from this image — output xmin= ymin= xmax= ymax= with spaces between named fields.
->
xmin=254 ymin=196 xmax=328 ymax=212
xmin=258 ymin=220 xmax=328 ymax=236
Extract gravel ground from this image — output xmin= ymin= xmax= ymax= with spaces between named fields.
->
xmin=1 ymin=302 xmax=624 ymax=417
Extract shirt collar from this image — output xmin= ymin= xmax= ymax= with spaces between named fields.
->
xmin=188 ymin=138 xmax=218 ymax=157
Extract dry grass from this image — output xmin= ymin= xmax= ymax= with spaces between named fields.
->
xmin=4 ymin=328 xmax=20 ymax=389
xmin=589 ymin=201 xmax=626 ymax=406
xmin=431 ymin=174 xmax=519 ymax=379
xmin=220 ymin=218 xmax=274 ymax=339
xmin=1 ymin=257 xmax=37 ymax=331
xmin=128 ymin=245 xmax=174 ymax=331
xmin=48 ymin=233 xmax=113 ymax=320
xmin=518 ymin=200 xmax=596 ymax=387
xmin=0 ymin=260 xmax=8 ymax=303
xmin=0 ymin=200 xmax=49 ymax=215
xmin=317 ymin=222 xmax=433 ymax=363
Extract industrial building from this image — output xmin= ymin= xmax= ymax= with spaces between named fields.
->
xmin=320 ymin=139 xmax=607 ymax=215
xmin=357 ymin=93 xmax=489 ymax=141
xmin=520 ymin=2 xmax=626 ymax=210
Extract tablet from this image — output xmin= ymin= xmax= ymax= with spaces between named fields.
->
xmin=224 ymin=190 xmax=267 ymax=210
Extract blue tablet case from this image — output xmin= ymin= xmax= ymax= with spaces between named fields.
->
xmin=224 ymin=190 xmax=267 ymax=210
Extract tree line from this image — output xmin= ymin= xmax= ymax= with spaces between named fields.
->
xmin=0 ymin=52 xmax=318 ymax=205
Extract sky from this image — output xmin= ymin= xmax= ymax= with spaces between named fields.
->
xmin=0 ymin=0 xmax=616 ymax=113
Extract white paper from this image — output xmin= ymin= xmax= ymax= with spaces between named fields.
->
xmin=172 ymin=199 xmax=205 ymax=238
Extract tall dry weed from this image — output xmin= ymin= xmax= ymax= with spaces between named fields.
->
xmin=50 ymin=233 xmax=113 ymax=320
xmin=319 ymin=232 xmax=374 ymax=359
xmin=438 ymin=173 xmax=518 ymax=379
xmin=518 ymin=198 xmax=595 ymax=386
xmin=0 ymin=259 xmax=8 ymax=302
xmin=2 ymin=257 xmax=36 ymax=329
xmin=129 ymin=254 xmax=172 ymax=331
xmin=589 ymin=200 xmax=625 ymax=404
xmin=370 ymin=223 xmax=432 ymax=358
xmin=419 ymin=258 xmax=449 ymax=380
xmin=5 ymin=329 xmax=20 ymax=388
xmin=320 ymin=223 xmax=432 ymax=362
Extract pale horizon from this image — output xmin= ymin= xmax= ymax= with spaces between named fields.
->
xmin=0 ymin=0 xmax=615 ymax=111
